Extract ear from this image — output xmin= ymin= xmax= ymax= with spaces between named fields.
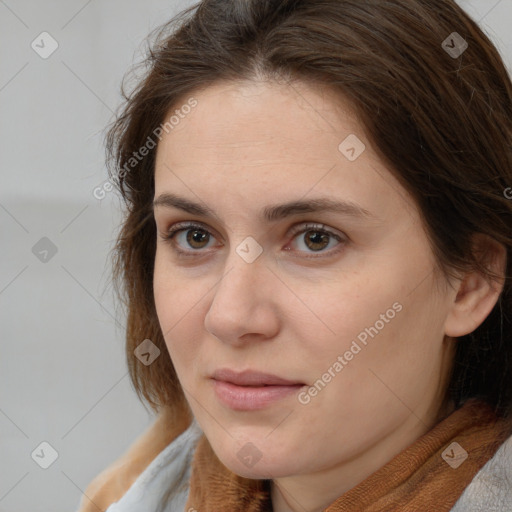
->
xmin=444 ymin=233 xmax=507 ymax=338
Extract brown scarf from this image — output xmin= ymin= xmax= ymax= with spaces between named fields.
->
xmin=185 ymin=399 xmax=512 ymax=512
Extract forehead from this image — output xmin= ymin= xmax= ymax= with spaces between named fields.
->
xmin=156 ymin=80 xmax=361 ymax=162
xmin=154 ymin=79 xmax=418 ymax=223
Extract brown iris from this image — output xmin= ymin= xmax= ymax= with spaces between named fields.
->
xmin=303 ymin=231 xmax=330 ymax=251
xmin=186 ymin=229 xmax=209 ymax=249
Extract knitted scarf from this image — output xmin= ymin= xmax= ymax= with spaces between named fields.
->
xmin=184 ymin=399 xmax=512 ymax=511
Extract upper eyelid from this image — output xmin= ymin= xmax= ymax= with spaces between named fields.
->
xmin=165 ymin=220 xmax=221 ymax=240
xmin=164 ymin=220 xmax=343 ymax=235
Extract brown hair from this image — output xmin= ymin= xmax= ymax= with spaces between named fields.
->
xmin=105 ymin=0 xmax=512 ymax=429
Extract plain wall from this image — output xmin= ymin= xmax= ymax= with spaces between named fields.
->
xmin=0 ymin=1 xmax=511 ymax=510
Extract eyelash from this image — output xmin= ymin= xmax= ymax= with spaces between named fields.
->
xmin=159 ymin=221 xmax=347 ymax=259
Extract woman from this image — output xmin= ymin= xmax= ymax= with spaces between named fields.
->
xmin=77 ymin=0 xmax=512 ymax=510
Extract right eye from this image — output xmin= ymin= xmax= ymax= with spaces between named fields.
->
xmin=159 ymin=222 xmax=220 ymax=256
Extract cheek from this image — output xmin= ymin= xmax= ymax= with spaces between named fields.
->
xmin=301 ymin=274 xmax=399 ymax=351
xmin=153 ymin=254 xmax=199 ymax=366
xmin=301 ymin=257 xmax=443 ymax=379
xmin=153 ymin=249 xmax=198 ymax=327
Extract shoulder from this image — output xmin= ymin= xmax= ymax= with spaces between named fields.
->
xmin=77 ymin=406 xmax=194 ymax=512
xmin=78 ymin=459 xmax=135 ymax=512
xmin=451 ymin=433 xmax=512 ymax=512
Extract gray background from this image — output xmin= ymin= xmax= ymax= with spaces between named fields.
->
xmin=0 ymin=1 xmax=511 ymax=510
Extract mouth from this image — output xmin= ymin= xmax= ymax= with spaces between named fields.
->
xmin=210 ymin=368 xmax=306 ymax=411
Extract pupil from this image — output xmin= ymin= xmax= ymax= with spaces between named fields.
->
xmin=307 ymin=231 xmax=328 ymax=251
xmin=188 ymin=229 xmax=208 ymax=248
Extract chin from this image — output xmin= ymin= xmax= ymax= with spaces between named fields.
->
xmin=224 ymin=459 xmax=288 ymax=480
xmin=213 ymin=442 xmax=297 ymax=480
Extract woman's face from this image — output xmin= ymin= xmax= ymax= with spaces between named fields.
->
xmin=152 ymin=79 xmax=457 ymax=490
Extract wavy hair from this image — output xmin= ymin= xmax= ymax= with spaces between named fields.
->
xmin=105 ymin=0 xmax=512 ymax=443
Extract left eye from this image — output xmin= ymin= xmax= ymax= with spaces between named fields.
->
xmin=291 ymin=224 xmax=345 ymax=253
xmin=288 ymin=224 xmax=343 ymax=253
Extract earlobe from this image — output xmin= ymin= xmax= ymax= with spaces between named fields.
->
xmin=444 ymin=234 xmax=507 ymax=338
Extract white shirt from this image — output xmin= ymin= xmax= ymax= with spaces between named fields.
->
xmin=451 ymin=433 xmax=512 ymax=511
xmin=101 ymin=419 xmax=202 ymax=512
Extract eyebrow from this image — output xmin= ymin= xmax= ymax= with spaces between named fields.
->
xmin=153 ymin=192 xmax=373 ymax=222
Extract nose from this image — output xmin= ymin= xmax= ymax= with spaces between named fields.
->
xmin=204 ymin=253 xmax=280 ymax=346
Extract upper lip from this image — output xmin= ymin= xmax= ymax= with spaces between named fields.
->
xmin=211 ymin=368 xmax=304 ymax=386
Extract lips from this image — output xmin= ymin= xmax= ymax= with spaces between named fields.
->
xmin=210 ymin=368 xmax=306 ymax=410
xmin=211 ymin=368 xmax=304 ymax=387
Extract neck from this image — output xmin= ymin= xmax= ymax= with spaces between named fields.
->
xmin=270 ymin=397 xmax=451 ymax=512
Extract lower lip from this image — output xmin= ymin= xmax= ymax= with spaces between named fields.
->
xmin=212 ymin=379 xmax=304 ymax=411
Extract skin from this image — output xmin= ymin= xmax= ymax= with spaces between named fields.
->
xmin=152 ymin=79 xmax=506 ymax=512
